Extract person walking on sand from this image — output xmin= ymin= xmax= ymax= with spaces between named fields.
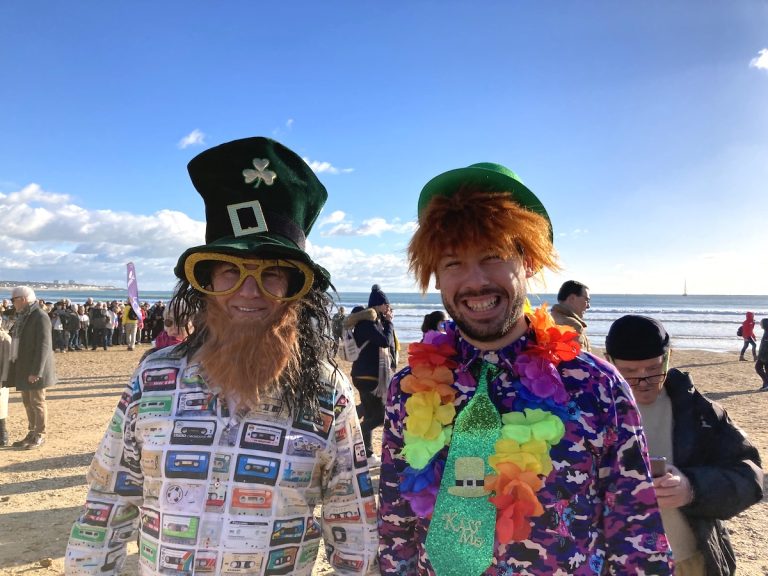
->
xmin=7 ymin=286 xmax=56 ymax=450
xmin=66 ymin=137 xmax=378 ymax=575
xmin=378 ymin=162 xmax=672 ymax=575
xmin=606 ymin=315 xmax=764 ymax=576
xmin=740 ymin=311 xmax=757 ymax=361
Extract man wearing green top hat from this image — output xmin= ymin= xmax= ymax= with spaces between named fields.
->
xmin=378 ymin=162 xmax=673 ymax=574
xmin=66 ymin=137 xmax=379 ymax=575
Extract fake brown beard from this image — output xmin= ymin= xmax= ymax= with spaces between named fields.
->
xmin=193 ymin=299 xmax=301 ymax=408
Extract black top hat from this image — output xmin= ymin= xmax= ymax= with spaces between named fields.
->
xmin=174 ymin=137 xmax=331 ymax=290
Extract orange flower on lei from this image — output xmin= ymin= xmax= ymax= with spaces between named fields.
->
xmin=407 ymin=341 xmax=459 ymax=370
xmin=526 ymin=303 xmax=580 ymax=364
xmin=485 ymin=461 xmax=545 ymax=542
xmin=400 ymin=364 xmax=457 ymax=404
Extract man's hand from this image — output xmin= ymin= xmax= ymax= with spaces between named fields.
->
xmin=27 ymin=375 xmax=41 ymax=385
xmin=653 ymin=464 xmax=694 ymax=508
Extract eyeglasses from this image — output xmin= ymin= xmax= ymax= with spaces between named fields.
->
xmin=185 ymin=253 xmax=314 ymax=302
xmin=625 ymin=373 xmax=667 ymax=387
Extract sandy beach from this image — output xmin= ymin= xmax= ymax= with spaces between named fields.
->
xmin=1 ymin=345 xmax=767 ymax=575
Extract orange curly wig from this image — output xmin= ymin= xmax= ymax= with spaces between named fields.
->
xmin=408 ymin=187 xmax=559 ymax=292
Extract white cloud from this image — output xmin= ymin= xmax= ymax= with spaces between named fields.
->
xmin=0 ymin=183 xmax=70 ymax=205
xmin=556 ymin=228 xmax=589 ymax=239
xmin=318 ymin=210 xmax=346 ymax=226
xmin=0 ymin=183 xmax=418 ymax=292
xmin=302 ymin=157 xmax=354 ymax=175
xmin=177 ymin=129 xmax=206 ymax=149
xmin=0 ymin=183 xmax=205 ymax=290
xmin=321 ymin=214 xmax=416 ymax=237
xmin=286 ymin=118 xmax=294 ymax=129
xmin=308 ymin=242 xmax=415 ymax=292
xmin=749 ymin=48 xmax=768 ymax=71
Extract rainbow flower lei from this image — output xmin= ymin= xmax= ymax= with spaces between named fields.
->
xmin=399 ymin=303 xmax=581 ymax=544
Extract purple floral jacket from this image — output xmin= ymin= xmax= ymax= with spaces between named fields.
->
xmin=377 ymin=324 xmax=673 ymax=575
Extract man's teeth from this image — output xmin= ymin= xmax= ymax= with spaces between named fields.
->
xmin=466 ymin=297 xmax=497 ymax=312
xmin=236 ymin=306 xmax=259 ymax=312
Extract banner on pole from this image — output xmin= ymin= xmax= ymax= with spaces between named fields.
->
xmin=126 ymin=262 xmax=143 ymax=320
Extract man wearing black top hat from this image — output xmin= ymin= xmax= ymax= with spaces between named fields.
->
xmin=605 ymin=315 xmax=764 ymax=576
xmin=66 ymin=137 xmax=378 ymax=575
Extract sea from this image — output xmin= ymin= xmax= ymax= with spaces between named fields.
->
xmin=6 ymin=288 xmax=765 ymax=353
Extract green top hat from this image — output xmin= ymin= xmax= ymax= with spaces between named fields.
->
xmin=174 ymin=137 xmax=331 ymax=290
xmin=417 ymin=162 xmax=552 ymax=239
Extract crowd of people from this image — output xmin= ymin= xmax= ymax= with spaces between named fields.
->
xmin=0 ymin=136 xmax=763 ymax=575
xmin=0 ymin=297 xmax=170 ymax=352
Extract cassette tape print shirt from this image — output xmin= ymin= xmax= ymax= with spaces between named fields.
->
xmin=65 ymin=345 xmax=379 ymax=575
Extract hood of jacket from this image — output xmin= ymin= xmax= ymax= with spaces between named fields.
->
xmin=343 ymin=307 xmax=377 ymax=329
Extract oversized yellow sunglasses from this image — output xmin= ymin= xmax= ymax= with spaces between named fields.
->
xmin=185 ymin=252 xmax=314 ymax=302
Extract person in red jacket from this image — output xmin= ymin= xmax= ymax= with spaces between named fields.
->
xmin=740 ymin=311 xmax=757 ymax=361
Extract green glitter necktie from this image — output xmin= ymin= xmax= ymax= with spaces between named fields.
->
xmin=425 ymin=361 xmax=501 ymax=576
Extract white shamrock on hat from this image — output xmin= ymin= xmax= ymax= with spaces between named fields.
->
xmin=243 ymin=158 xmax=277 ymax=188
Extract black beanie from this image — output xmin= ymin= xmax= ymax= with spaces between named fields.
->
xmin=368 ymin=284 xmax=389 ymax=307
xmin=605 ymin=315 xmax=670 ymax=360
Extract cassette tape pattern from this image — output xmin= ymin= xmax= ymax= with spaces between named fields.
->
xmin=65 ymin=345 xmax=379 ymax=575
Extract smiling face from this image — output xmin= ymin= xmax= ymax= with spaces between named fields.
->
xmin=435 ymin=248 xmax=529 ymax=349
xmin=209 ymin=259 xmax=288 ymax=323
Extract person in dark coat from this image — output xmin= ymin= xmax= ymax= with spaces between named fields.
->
xmin=755 ymin=318 xmax=768 ymax=390
xmin=606 ymin=315 xmax=764 ymax=576
xmin=330 ymin=305 xmax=346 ymax=355
xmin=8 ymin=285 xmax=57 ymax=449
xmin=345 ymin=284 xmax=396 ymax=466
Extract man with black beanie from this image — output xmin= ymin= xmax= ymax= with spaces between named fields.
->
xmin=606 ymin=314 xmax=764 ymax=576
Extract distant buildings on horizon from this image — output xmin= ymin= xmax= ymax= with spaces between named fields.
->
xmin=0 ymin=280 xmax=118 ymax=291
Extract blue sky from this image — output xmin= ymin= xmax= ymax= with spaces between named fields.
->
xmin=1 ymin=2 xmax=767 ymax=295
